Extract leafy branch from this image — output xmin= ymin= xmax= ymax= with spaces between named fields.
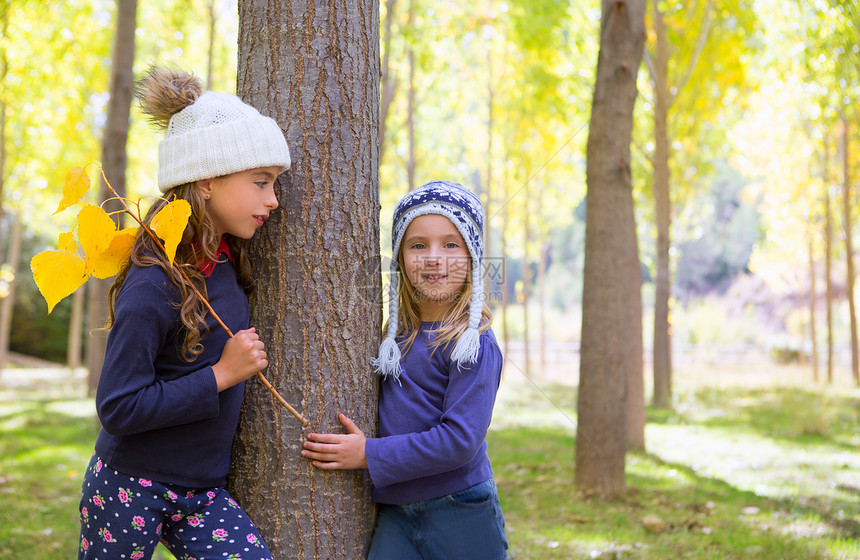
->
xmin=31 ymin=163 xmax=308 ymax=425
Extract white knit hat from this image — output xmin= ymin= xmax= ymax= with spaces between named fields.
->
xmin=373 ymin=180 xmax=486 ymax=382
xmin=157 ymin=91 xmax=291 ymax=192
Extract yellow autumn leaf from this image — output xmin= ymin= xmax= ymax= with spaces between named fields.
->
xmin=77 ymin=204 xmax=118 ymax=275
xmin=92 ymin=227 xmax=138 ymax=279
xmin=150 ymin=199 xmax=191 ymax=266
xmin=30 ymin=249 xmax=88 ymax=313
xmin=58 ymin=231 xmax=77 ymax=252
xmin=54 ymin=167 xmax=91 ymax=214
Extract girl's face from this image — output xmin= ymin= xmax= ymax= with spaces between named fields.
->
xmin=197 ymin=167 xmax=280 ymax=239
xmin=401 ymin=214 xmax=470 ymax=320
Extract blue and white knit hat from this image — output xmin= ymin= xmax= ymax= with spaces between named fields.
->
xmin=373 ymin=180 xmax=486 ymax=380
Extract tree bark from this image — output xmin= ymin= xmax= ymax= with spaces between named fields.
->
xmin=841 ymin=118 xmax=858 ymax=385
xmin=406 ymin=0 xmax=416 ymax=191
xmin=84 ymin=0 xmax=137 ymax=396
xmin=0 ymin=211 xmax=20 ymax=372
xmin=809 ymin=236 xmax=819 ymax=382
xmin=576 ymin=0 xmax=645 ymax=497
xmin=379 ymin=0 xmax=397 ymax=160
xmin=230 ymin=2 xmax=381 ymax=558
xmin=651 ymin=2 xmax=672 ymax=409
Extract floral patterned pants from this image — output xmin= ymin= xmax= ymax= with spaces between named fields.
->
xmin=78 ymin=453 xmax=273 ymax=560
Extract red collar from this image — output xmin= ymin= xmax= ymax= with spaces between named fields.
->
xmin=194 ymin=237 xmax=233 ymax=277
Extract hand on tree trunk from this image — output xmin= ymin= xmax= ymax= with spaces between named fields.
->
xmin=302 ymin=413 xmax=368 ymax=470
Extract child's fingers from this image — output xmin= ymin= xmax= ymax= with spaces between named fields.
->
xmin=338 ymin=414 xmax=363 ymax=435
xmin=311 ymin=460 xmax=344 ymax=470
xmin=305 ymin=432 xmax=350 ymax=444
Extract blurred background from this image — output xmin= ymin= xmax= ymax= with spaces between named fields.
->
xmin=1 ymin=1 xmax=859 ymax=559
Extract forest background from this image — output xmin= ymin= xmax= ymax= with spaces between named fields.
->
xmin=0 ymin=0 xmax=859 ymax=559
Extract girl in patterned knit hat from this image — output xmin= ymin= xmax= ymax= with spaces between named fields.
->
xmin=302 ymin=181 xmax=508 ymax=559
xmin=77 ymin=67 xmax=289 ymax=560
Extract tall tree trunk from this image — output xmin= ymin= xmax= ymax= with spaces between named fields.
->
xmin=841 ymin=118 xmax=859 ymax=385
xmin=0 ymin=210 xmax=20 ymax=371
xmin=501 ymin=160 xmax=510 ymax=369
xmin=539 ymin=239 xmax=547 ymax=374
xmin=67 ymin=290 xmax=85 ymax=369
xmin=626 ymin=250 xmax=645 ymax=451
xmin=406 ymin=0 xmax=416 ymax=191
xmin=651 ymin=2 xmax=672 ymax=409
xmin=484 ymin=49 xmax=494 ymax=297
xmin=825 ymin=138 xmax=834 ymax=384
xmin=379 ymin=0 xmax=397 ymax=160
xmin=576 ymin=0 xmax=645 ymax=497
xmin=229 ymin=2 xmax=380 ymax=558
xmin=522 ymin=179 xmax=531 ymax=378
xmin=809 ymin=236 xmax=819 ymax=382
xmin=205 ymin=0 xmax=217 ymax=89
xmin=84 ymin=0 xmax=137 ymax=396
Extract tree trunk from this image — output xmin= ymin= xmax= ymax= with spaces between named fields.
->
xmin=501 ymin=161 xmax=510 ymax=371
xmin=825 ymin=138 xmax=834 ymax=384
xmin=379 ymin=0 xmax=397 ymax=161
xmin=626 ymin=250 xmax=645 ymax=451
xmin=522 ymin=179 xmax=531 ymax=378
xmin=841 ymin=118 xmax=859 ymax=385
xmin=229 ymin=2 xmax=380 ymax=558
xmin=809 ymin=236 xmax=819 ymax=382
xmin=67 ymin=289 xmax=85 ymax=370
xmin=484 ymin=49 xmax=494 ymax=297
xmin=576 ymin=0 xmax=645 ymax=497
xmin=0 ymin=210 xmax=20 ymax=372
xmin=84 ymin=0 xmax=137 ymax=396
xmin=406 ymin=0 xmax=416 ymax=191
xmin=205 ymin=0 xmax=217 ymax=89
xmin=651 ymin=2 xmax=672 ymax=409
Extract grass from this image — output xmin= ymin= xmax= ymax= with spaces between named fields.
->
xmin=0 ymin=365 xmax=858 ymax=559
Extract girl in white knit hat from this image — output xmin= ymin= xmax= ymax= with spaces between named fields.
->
xmin=77 ymin=67 xmax=289 ymax=560
xmin=302 ymin=181 xmax=508 ymax=559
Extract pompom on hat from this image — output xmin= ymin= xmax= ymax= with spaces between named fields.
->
xmin=373 ymin=180 xmax=486 ymax=382
xmin=136 ymin=67 xmax=291 ymax=193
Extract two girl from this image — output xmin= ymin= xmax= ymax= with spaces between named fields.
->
xmin=78 ymin=67 xmax=506 ymax=559
xmin=78 ymin=67 xmax=289 ymax=560
xmin=303 ymin=181 xmax=509 ymax=559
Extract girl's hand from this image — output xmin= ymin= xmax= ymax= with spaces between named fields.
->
xmin=212 ymin=327 xmax=268 ymax=391
xmin=302 ymin=414 xmax=368 ymax=470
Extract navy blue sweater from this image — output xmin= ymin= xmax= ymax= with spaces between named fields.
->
xmin=365 ymin=324 xmax=503 ymax=504
xmin=94 ymin=258 xmax=248 ymax=488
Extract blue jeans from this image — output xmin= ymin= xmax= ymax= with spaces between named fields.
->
xmin=368 ymin=479 xmax=508 ymax=560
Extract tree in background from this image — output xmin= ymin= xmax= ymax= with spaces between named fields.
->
xmin=577 ymin=0 xmax=645 ymax=496
xmin=644 ymin=0 xmax=755 ymax=408
xmin=228 ymin=1 xmax=380 ymax=558
xmin=84 ymin=0 xmax=137 ymax=395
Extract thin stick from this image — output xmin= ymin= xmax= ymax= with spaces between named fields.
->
xmin=95 ymin=164 xmax=309 ymax=425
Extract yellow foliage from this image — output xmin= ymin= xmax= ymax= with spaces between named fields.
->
xmin=77 ymin=204 xmax=118 ymax=276
xmin=92 ymin=227 xmax=138 ymax=279
xmin=32 ymin=163 xmax=190 ymax=313
xmin=30 ymin=249 xmax=88 ymax=313
xmin=54 ymin=167 xmax=91 ymax=214
xmin=150 ymin=200 xmax=191 ymax=266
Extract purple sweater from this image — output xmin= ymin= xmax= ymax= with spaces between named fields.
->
xmin=94 ymin=259 xmax=248 ymax=488
xmin=365 ymin=323 xmax=503 ymax=504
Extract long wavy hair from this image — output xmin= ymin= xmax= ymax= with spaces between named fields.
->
xmin=106 ymin=185 xmax=254 ymax=361
xmin=394 ymin=249 xmax=492 ymax=358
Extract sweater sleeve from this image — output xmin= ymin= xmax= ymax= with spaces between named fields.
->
xmin=364 ymin=336 xmax=503 ymax=488
xmin=96 ymin=279 xmax=220 ymax=436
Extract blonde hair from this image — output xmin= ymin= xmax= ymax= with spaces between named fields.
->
xmin=394 ymin=249 xmax=492 ymax=358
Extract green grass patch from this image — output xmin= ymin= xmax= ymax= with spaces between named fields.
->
xmin=1 ymin=369 xmax=858 ymax=560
